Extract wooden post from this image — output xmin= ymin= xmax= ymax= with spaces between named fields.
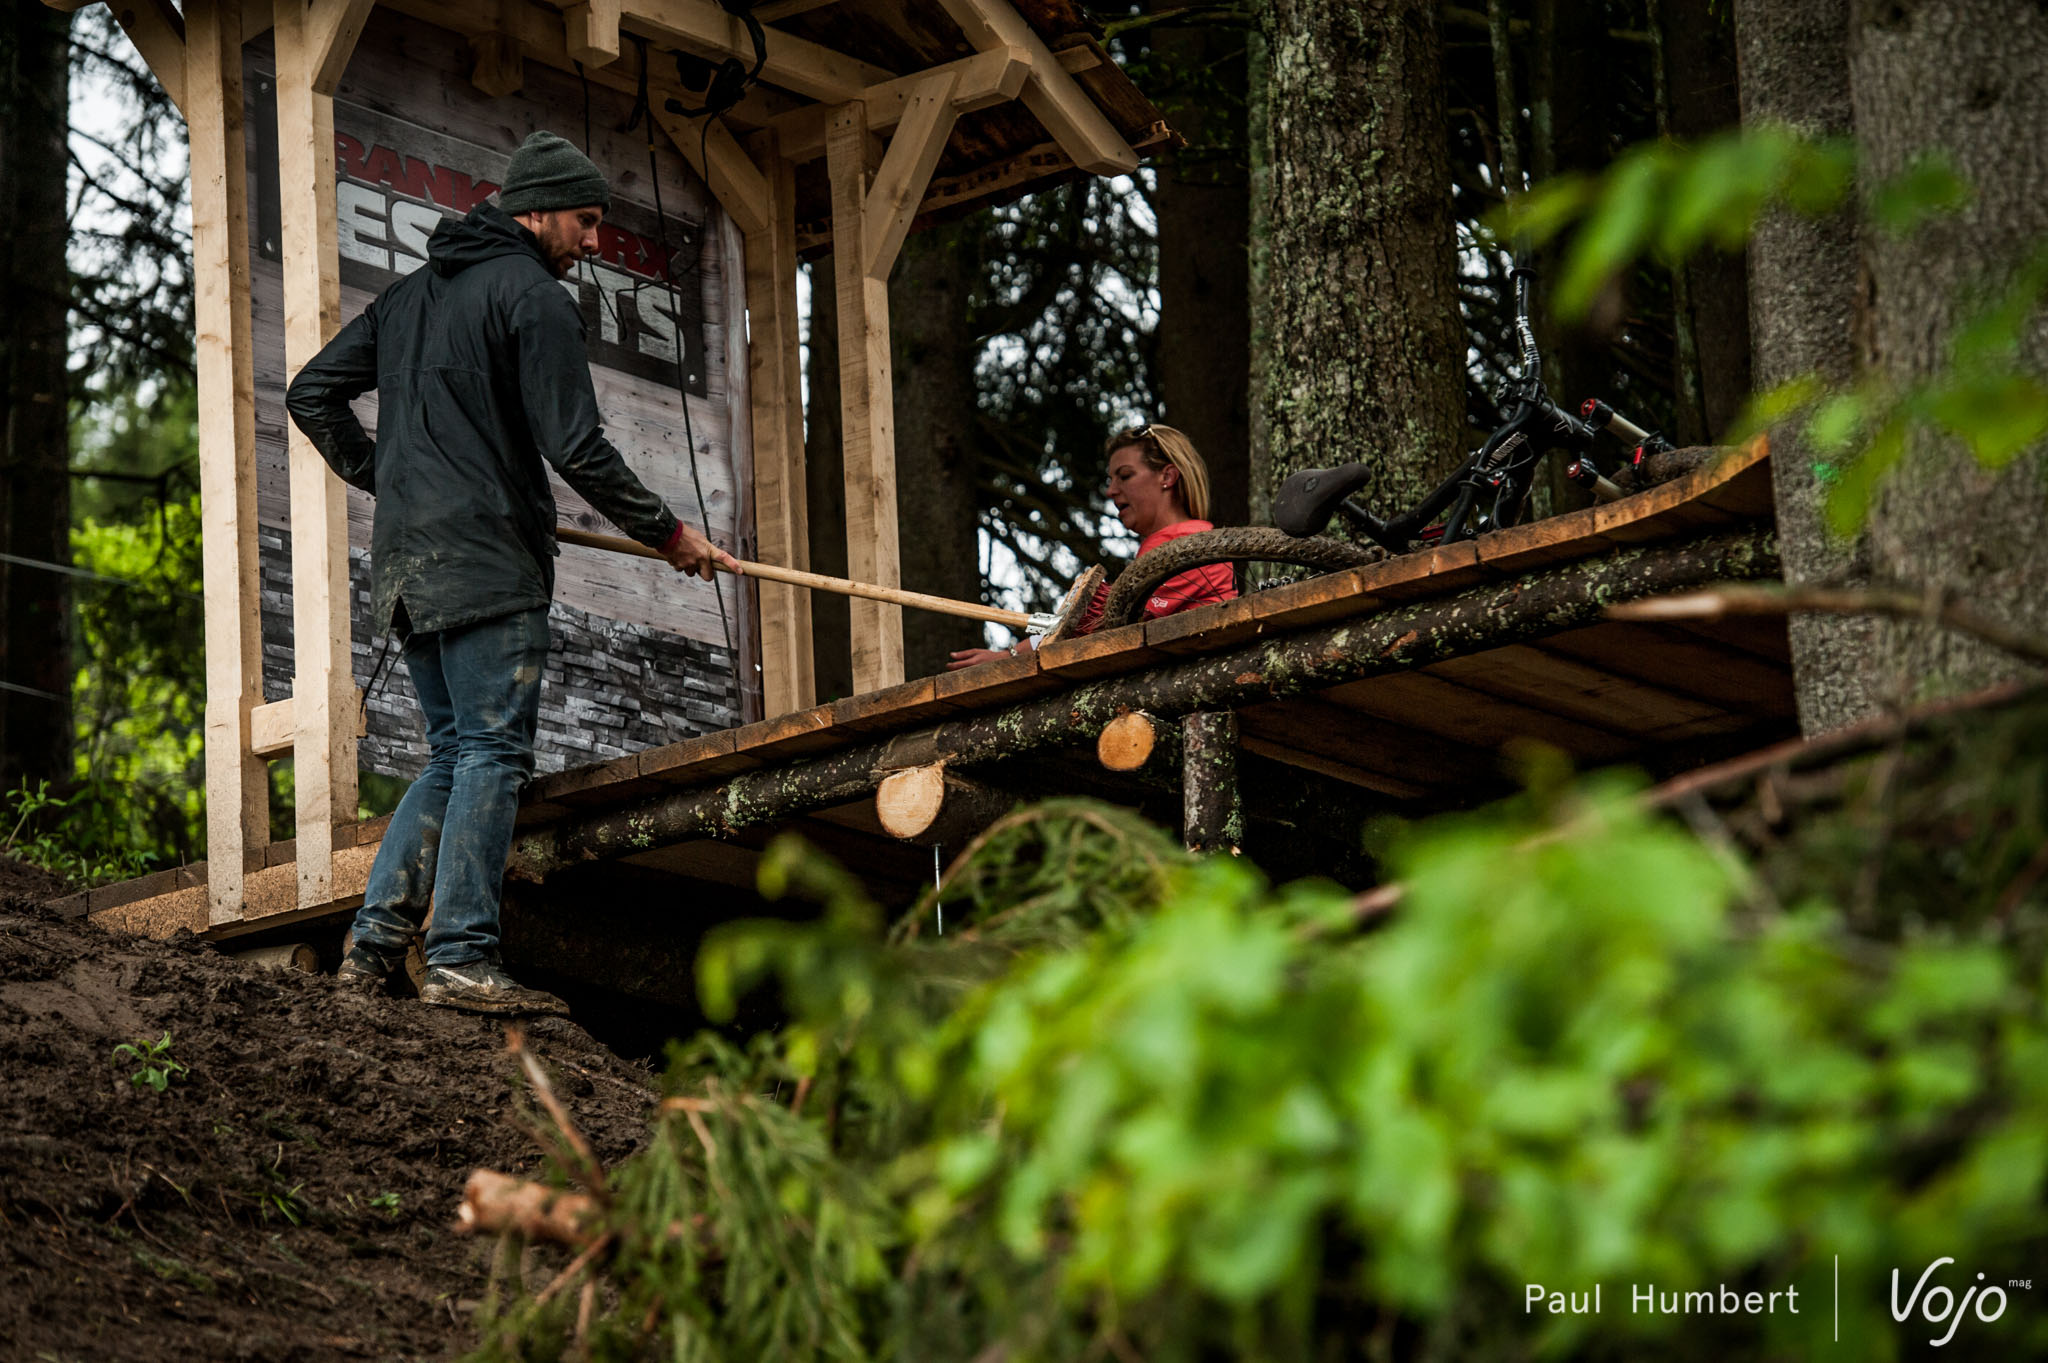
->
xmin=1181 ymin=710 xmax=1242 ymax=855
xmin=743 ymin=145 xmax=815 ymax=714
xmin=274 ymin=0 xmax=369 ymax=909
xmin=188 ymin=0 xmax=268 ymax=924
xmin=826 ymin=102 xmax=904 ymax=694
xmin=875 ymin=763 xmax=1014 ymax=845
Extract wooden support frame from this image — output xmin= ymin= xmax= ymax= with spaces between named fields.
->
xmin=654 ymin=104 xmax=770 ymax=235
xmin=105 ymin=0 xmax=189 ymax=116
xmin=933 ymin=0 xmax=1136 ymax=175
xmin=616 ymin=0 xmax=892 ymax=104
xmin=564 ymin=0 xmax=620 ymax=66
xmin=274 ymin=0 xmax=371 ymax=909
xmin=739 ymin=134 xmax=817 ymax=715
xmin=860 ymin=69 xmax=960 ymax=279
xmin=187 ymin=0 xmax=268 ymax=923
xmin=766 ymin=45 xmax=1027 ymax=162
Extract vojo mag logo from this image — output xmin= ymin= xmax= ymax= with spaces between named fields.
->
xmin=1891 ymin=1257 xmax=2024 ymax=1348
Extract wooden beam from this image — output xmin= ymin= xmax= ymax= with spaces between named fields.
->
xmin=933 ymin=0 xmax=1136 ymax=175
xmin=307 ymin=0 xmax=375 ymax=93
xmin=109 ymin=0 xmax=187 ymax=117
xmin=1181 ymin=710 xmax=1242 ymax=855
xmin=470 ymin=31 xmax=524 ymax=96
xmin=250 ymin=696 xmax=368 ymax=759
xmin=753 ymin=0 xmax=839 ymax=20
xmin=188 ymin=0 xmax=267 ymax=924
xmin=653 ymin=103 xmax=770 ymax=235
xmin=563 ymin=0 xmax=620 ymax=67
xmin=875 ymin=764 xmax=1014 ymax=844
xmin=860 ymin=69 xmax=959 ymax=279
xmin=616 ymin=0 xmax=893 ymax=104
xmin=43 ymin=0 xmax=104 ymax=13
xmin=275 ymin=0 xmax=364 ymax=908
xmin=826 ymin=102 xmax=904 ymax=693
xmin=767 ymin=45 xmax=1028 ymax=162
xmin=742 ymin=136 xmax=817 ymax=715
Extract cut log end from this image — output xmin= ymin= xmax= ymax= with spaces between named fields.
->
xmin=1097 ymin=710 xmax=1163 ymax=772
xmin=876 ymin=763 xmax=949 ymax=840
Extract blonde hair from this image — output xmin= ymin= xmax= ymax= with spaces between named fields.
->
xmin=1106 ymin=422 xmax=1212 ymax=522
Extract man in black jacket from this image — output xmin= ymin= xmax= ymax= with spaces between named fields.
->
xmin=287 ymin=130 xmax=735 ymax=1015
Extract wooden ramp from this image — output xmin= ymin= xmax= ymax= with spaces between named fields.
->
xmin=63 ymin=440 xmax=1790 ymax=951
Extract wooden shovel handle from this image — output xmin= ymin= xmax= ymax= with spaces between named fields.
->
xmin=554 ymin=525 xmax=1033 ymax=629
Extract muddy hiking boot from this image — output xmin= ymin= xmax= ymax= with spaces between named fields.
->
xmin=337 ymin=941 xmax=407 ymax=995
xmin=419 ymin=961 xmax=570 ymax=1017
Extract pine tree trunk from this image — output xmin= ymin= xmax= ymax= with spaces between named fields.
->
xmin=802 ymin=257 xmax=853 ymax=703
xmin=1251 ymin=0 xmax=1465 ymax=524
xmin=1852 ymin=0 xmax=2048 ymax=700
xmin=0 ymin=2 xmax=73 ymax=792
xmin=1660 ymin=0 xmax=1751 ymax=445
xmin=888 ymin=226 xmax=985 ymax=677
xmin=1150 ymin=2 xmax=1252 ymax=528
xmin=1735 ymin=0 xmax=1876 ymax=735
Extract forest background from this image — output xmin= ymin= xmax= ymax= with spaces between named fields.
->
xmin=5 ymin=0 xmax=2042 ymax=871
xmin=3 ymin=3 xmax=2048 ymax=1360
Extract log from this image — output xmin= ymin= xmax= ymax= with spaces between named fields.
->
xmin=1096 ymin=710 xmax=1179 ymax=773
xmin=506 ymin=528 xmax=1778 ymax=881
xmin=456 ymin=1169 xmax=599 ymax=1248
xmin=874 ymin=764 xmax=1016 ymax=844
xmin=232 ymin=942 xmax=321 ymax=973
xmin=1181 ymin=711 xmax=1242 ymax=855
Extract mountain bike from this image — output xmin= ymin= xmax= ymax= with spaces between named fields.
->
xmin=1096 ymin=266 xmax=1673 ymax=628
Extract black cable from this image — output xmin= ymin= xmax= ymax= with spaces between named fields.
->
xmin=575 ymin=41 xmax=753 ymax=717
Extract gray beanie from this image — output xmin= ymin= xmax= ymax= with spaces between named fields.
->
xmin=498 ymin=131 xmax=612 ymax=214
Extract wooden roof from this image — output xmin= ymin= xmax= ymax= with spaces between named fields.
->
xmin=376 ymin=0 xmax=1175 ymax=250
xmin=66 ymin=439 xmax=1793 ymax=941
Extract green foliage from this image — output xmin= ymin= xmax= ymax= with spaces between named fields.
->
xmin=112 ymin=1032 xmax=188 ymax=1093
xmin=472 ymin=779 xmax=2048 ymax=1361
xmin=3 ymin=779 xmax=157 ymax=885
xmin=1497 ymin=126 xmax=2048 ymax=538
xmin=369 ymin=1190 xmax=403 ymax=1217
xmin=64 ymin=385 xmax=207 ymax=871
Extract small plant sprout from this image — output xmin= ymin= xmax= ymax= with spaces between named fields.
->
xmin=370 ymin=1191 xmax=402 ymax=1217
xmin=112 ymin=1032 xmax=188 ymax=1092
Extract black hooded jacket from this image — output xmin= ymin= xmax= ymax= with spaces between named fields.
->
xmin=285 ymin=202 xmax=679 ymax=635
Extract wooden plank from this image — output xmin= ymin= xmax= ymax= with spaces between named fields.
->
xmin=1035 ymin=620 xmax=1162 ymax=680
xmin=1237 ymin=735 xmax=1427 ymax=799
xmin=1352 ymin=538 xmax=1488 ymax=602
xmin=1145 ymin=595 xmax=1268 ymax=655
xmin=110 ymin=0 xmax=187 ymax=117
xmin=657 ymin=104 xmax=770 ymax=235
xmin=190 ymin=0 xmax=268 ymax=925
xmin=1424 ymin=644 xmax=1747 ymax=743
xmin=861 ymin=69 xmax=960 ymax=279
xmin=275 ymin=0 xmax=362 ymax=910
xmin=635 ymin=728 xmax=762 ymax=783
xmin=308 ymin=0 xmax=375 ymax=93
xmin=1674 ymin=615 xmax=1795 ymax=665
xmin=1242 ymin=565 xmax=1385 ymax=631
xmin=1475 ymin=504 xmax=1603 ymax=577
xmin=727 ymin=702 xmax=848 ymax=760
xmin=828 ymin=675 xmax=951 ymax=733
xmin=564 ymin=0 xmax=620 ymax=66
xmin=754 ymin=0 xmax=840 ymax=20
xmin=740 ymin=141 xmax=816 ymax=715
xmin=932 ymin=650 xmax=1063 ymax=711
xmin=826 ymin=101 xmax=905 ymax=693
xmin=932 ymin=0 xmax=1136 ymax=175
xmin=767 ymin=46 xmax=1028 ymax=162
xmin=1322 ymin=669 xmax=1638 ymax=762
xmin=621 ymin=838 xmax=764 ymax=889
xmin=530 ymin=752 xmax=665 ymax=808
xmin=617 ymin=0 xmax=893 ymax=104
xmin=1535 ymin=622 xmax=1797 ymax=719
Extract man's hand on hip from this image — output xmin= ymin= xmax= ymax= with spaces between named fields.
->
xmin=662 ymin=521 xmax=739 ymax=581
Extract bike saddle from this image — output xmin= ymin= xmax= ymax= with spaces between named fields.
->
xmin=1273 ymin=462 xmax=1379 ymax=538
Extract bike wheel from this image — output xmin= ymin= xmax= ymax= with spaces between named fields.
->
xmin=1098 ymin=527 xmax=1382 ymax=630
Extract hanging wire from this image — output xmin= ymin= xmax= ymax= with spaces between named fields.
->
xmin=572 ymin=38 xmax=755 ymax=718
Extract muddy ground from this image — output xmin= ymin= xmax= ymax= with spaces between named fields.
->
xmin=0 ymin=858 xmax=657 ymax=1363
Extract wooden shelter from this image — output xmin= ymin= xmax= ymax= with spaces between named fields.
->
xmin=64 ymin=439 xmax=1800 ymax=985
xmin=48 ymin=0 xmax=1171 ymax=926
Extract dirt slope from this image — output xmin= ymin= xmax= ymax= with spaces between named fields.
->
xmin=0 ymin=863 xmax=655 ymax=1363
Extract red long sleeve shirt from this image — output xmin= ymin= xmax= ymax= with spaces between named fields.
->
xmin=1073 ymin=519 xmax=1237 ymax=635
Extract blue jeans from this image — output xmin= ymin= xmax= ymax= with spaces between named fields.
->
xmin=351 ymin=607 xmax=549 ymax=967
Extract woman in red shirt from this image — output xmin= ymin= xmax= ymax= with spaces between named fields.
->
xmin=948 ymin=422 xmax=1236 ymax=669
